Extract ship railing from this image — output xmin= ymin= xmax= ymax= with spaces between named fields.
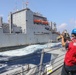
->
xmin=0 ymin=47 xmax=66 ymax=75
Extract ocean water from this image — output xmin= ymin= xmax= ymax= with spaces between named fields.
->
xmin=0 ymin=42 xmax=61 ymax=56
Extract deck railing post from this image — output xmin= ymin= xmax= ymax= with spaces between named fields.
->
xmin=21 ymin=66 xmax=24 ymax=75
xmin=38 ymin=49 xmax=44 ymax=75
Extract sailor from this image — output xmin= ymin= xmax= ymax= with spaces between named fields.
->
xmin=57 ymin=30 xmax=70 ymax=47
xmin=61 ymin=28 xmax=76 ymax=75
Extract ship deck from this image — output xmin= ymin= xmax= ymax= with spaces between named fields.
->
xmin=43 ymin=48 xmax=65 ymax=75
xmin=0 ymin=43 xmax=65 ymax=75
xmin=50 ymin=66 xmax=62 ymax=75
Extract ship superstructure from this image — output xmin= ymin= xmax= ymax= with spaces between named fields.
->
xmin=0 ymin=8 xmax=59 ymax=48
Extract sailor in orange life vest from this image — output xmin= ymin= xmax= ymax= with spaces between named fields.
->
xmin=61 ymin=28 xmax=76 ymax=75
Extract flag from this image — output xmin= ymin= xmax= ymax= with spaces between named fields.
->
xmin=25 ymin=1 xmax=29 ymax=5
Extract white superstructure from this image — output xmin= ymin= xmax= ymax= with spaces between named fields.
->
xmin=0 ymin=8 xmax=59 ymax=48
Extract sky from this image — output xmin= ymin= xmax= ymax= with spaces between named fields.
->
xmin=0 ymin=0 xmax=76 ymax=34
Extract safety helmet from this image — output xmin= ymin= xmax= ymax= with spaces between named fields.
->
xmin=71 ymin=28 xmax=76 ymax=34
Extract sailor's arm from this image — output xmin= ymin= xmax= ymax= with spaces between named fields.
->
xmin=61 ymin=36 xmax=66 ymax=47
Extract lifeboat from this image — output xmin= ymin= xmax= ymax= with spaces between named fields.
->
xmin=34 ymin=19 xmax=42 ymax=24
xmin=42 ymin=21 xmax=49 ymax=25
xmin=34 ymin=19 xmax=49 ymax=25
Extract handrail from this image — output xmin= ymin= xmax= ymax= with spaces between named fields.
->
xmin=0 ymin=47 xmax=65 ymax=75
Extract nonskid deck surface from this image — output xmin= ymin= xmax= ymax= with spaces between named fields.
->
xmin=0 ymin=42 xmax=65 ymax=75
xmin=50 ymin=66 xmax=62 ymax=75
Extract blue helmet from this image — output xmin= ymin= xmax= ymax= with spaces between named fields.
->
xmin=71 ymin=28 xmax=76 ymax=34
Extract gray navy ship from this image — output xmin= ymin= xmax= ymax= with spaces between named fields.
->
xmin=0 ymin=7 xmax=59 ymax=48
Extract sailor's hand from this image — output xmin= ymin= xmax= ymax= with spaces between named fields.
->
xmin=60 ymin=35 xmax=63 ymax=38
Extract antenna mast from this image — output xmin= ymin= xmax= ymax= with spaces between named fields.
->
xmin=25 ymin=1 xmax=29 ymax=8
xmin=22 ymin=0 xmax=25 ymax=8
xmin=13 ymin=1 xmax=18 ymax=12
xmin=22 ymin=0 xmax=29 ymax=8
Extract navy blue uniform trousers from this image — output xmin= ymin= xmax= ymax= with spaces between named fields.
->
xmin=61 ymin=64 xmax=76 ymax=75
